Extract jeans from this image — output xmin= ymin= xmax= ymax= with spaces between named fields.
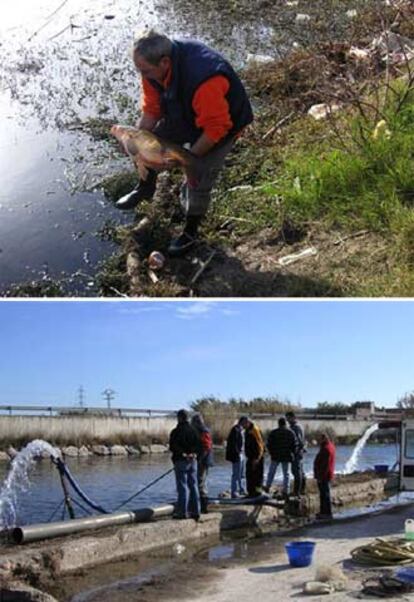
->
xmin=231 ymin=457 xmax=246 ymax=496
xmin=317 ymin=480 xmax=332 ymax=516
xmin=266 ymin=461 xmax=290 ymax=493
xmin=174 ymin=458 xmax=201 ymax=518
xmin=292 ymin=458 xmax=306 ymax=496
xmin=198 ymin=462 xmax=209 ymax=512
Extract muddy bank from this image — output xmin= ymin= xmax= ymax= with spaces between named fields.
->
xmin=0 ymin=472 xmax=393 ymax=601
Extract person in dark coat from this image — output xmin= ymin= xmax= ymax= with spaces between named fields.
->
xmin=286 ymin=410 xmax=307 ymax=496
xmin=244 ymin=419 xmax=265 ymax=497
xmin=313 ymin=432 xmax=336 ymax=519
xmin=191 ymin=413 xmax=214 ymax=513
xmin=115 ymin=30 xmax=253 ymax=256
xmin=169 ymin=409 xmax=201 ymax=519
xmin=225 ymin=416 xmax=249 ymax=498
xmin=264 ymin=417 xmax=297 ymax=496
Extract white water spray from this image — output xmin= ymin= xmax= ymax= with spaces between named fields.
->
xmin=343 ymin=423 xmax=379 ymax=474
xmin=0 ymin=439 xmax=60 ymax=529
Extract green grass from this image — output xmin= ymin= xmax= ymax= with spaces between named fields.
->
xmin=213 ymin=80 xmax=414 ymax=240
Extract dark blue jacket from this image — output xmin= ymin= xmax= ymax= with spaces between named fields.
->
xmin=226 ymin=424 xmax=244 ymax=463
xmin=169 ymin=422 xmax=201 ymax=463
xmin=147 ymin=40 xmax=253 ymax=144
xmin=267 ymin=426 xmax=297 ymax=463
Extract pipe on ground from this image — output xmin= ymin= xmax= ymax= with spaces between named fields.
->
xmin=12 ymin=504 xmax=175 ymax=544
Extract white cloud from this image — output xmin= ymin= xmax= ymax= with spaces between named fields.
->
xmin=175 ymin=302 xmax=217 ymax=319
xmin=116 ymin=304 xmax=167 ymax=315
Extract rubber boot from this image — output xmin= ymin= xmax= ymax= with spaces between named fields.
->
xmin=168 ymin=215 xmax=202 ymax=257
xmin=200 ymin=496 xmax=209 ymax=514
xmin=116 ymin=169 xmax=157 ymax=210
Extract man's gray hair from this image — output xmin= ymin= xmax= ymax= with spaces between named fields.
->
xmin=133 ymin=30 xmax=173 ymax=65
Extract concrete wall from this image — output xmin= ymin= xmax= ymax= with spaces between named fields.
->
xmin=0 ymin=414 xmax=374 ymax=444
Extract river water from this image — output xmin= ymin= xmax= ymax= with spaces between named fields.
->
xmin=0 ymin=443 xmax=400 ymax=526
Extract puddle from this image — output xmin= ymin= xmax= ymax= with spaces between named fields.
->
xmin=70 ymin=564 xmax=172 ymax=602
xmin=58 ymin=529 xmax=289 ymax=602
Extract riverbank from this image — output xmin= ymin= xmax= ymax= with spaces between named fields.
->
xmin=0 ymin=472 xmax=401 ymax=601
xmin=92 ymin=0 xmax=414 ymax=298
xmin=2 ymin=0 xmax=414 ymax=297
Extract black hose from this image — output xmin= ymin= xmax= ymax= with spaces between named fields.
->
xmin=53 ymin=458 xmax=108 ymax=514
xmin=114 ymin=467 xmax=175 ymax=511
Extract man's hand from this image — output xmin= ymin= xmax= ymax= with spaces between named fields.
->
xmin=190 ymin=132 xmax=216 ymax=157
xmin=162 ymin=156 xmax=181 ymax=168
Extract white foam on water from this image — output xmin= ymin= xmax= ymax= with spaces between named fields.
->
xmin=343 ymin=423 xmax=379 ymax=474
xmin=0 ymin=439 xmax=60 ymax=528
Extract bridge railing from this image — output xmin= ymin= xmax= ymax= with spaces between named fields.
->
xmin=0 ymin=405 xmax=399 ymax=421
xmin=0 ymin=405 xmax=176 ymax=418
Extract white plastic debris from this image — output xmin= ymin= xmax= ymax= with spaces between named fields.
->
xmin=371 ymin=31 xmax=414 ymax=54
xmin=246 ymin=53 xmax=274 ymax=67
xmin=295 ymin=13 xmax=311 ymax=24
xmin=303 ymin=581 xmax=334 ymax=595
xmin=307 ymin=103 xmax=341 ymax=120
xmin=285 ymin=0 xmax=299 ymax=5
xmin=348 ymin=47 xmax=371 ymax=60
xmin=79 ymin=56 xmax=100 ymax=67
xmin=227 ymin=185 xmax=254 ymax=192
xmin=278 ymin=247 xmax=318 ymax=266
xmin=173 ymin=543 xmax=186 ymax=555
xmin=372 ymin=120 xmax=391 ymax=140
xmin=346 ymin=9 xmax=357 ymax=18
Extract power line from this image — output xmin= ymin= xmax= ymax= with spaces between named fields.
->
xmin=78 ymin=385 xmax=85 ymax=408
xmin=102 ymin=388 xmax=116 ymax=409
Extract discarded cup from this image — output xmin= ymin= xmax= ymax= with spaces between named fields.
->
xmin=148 ymin=251 xmax=165 ymax=271
xmin=405 ymin=519 xmax=414 ymax=540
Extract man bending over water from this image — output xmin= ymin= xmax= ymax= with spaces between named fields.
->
xmin=116 ymin=30 xmax=253 ymax=256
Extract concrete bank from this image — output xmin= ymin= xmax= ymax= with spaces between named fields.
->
xmin=0 ymin=475 xmax=389 ymax=581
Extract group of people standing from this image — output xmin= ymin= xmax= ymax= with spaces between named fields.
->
xmin=168 ymin=409 xmax=336 ymax=521
xmin=225 ymin=412 xmax=307 ymax=499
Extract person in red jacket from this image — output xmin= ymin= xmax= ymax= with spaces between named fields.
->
xmin=313 ymin=433 xmax=336 ymax=519
xmin=191 ymin=413 xmax=214 ymax=514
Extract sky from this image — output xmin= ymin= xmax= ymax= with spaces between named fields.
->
xmin=1 ymin=299 xmax=414 ymax=410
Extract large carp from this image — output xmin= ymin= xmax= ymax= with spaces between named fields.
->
xmin=110 ymin=125 xmax=199 ymax=181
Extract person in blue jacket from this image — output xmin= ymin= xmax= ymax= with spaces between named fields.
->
xmin=225 ymin=416 xmax=249 ymax=498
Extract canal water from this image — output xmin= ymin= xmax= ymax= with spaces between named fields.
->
xmin=0 ymin=443 xmax=399 ymax=526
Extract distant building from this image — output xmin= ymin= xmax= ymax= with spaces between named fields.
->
xmin=353 ymin=401 xmax=376 ymax=418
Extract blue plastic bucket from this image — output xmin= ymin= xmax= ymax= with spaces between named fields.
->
xmin=285 ymin=541 xmax=316 ymax=567
xmin=374 ymin=464 xmax=389 ymax=475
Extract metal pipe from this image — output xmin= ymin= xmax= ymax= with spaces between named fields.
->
xmin=12 ymin=504 xmax=175 ymax=544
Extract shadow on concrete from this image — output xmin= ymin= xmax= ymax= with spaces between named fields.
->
xmin=249 ymin=563 xmax=291 ymax=574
